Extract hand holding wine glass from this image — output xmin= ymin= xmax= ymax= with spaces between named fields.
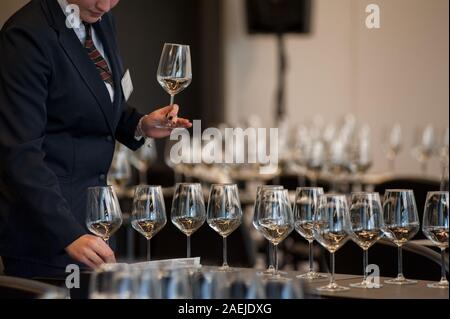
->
xmin=155 ymin=43 xmax=192 ymax=129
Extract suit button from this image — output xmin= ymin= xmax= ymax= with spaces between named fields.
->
xmin=106 ymin=135 xmax=113 ymax=142
xmin=99 ymin=174 xmax=106 ymax=181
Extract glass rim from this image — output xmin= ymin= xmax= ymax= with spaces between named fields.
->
xmin=163 ymin=42 xmax=190 ymax=48
xmin=175 ymin=182 xmax=202 ymax=187
xmin=296 ymin=187 xmax=324 ymax=191
xmin=351 ymin=191 xmax=380 ymax=196
xmin=259 ymin=185 xmax=284 ymax=189
xmin=135 ymin=185 xmax=163 ymax=189
xmin=384 ymin=189 xmax=414 ymax=193
xmin=427 ymin=191 xmax=449 ymax=195
xmin=210 ymin=183 xmax=238 ymax=187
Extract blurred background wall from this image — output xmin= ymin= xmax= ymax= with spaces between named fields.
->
xmin=223 ymin=0 xmax=449 ymax=177
xmin=1 ymin=0 xmax=448 ymax=178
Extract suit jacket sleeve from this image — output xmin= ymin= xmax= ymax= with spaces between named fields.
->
xmin=0 ymin=24 xmax=87 ymax=254
xmin=115 ymin=103 xmax=145 ymax=151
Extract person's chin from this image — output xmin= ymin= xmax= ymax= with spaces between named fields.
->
xmin=82 ymin=14 xmax=104 ymax=24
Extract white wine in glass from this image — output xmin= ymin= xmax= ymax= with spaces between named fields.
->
xmin=422 ymin=191 xmax=449 ymax=289
xmin=156 ymin=43 xmax=192 ymax=129
xmin=382 ymin=189 xmax=419 ymax=285
xmin=86 ymin=186 xmax=123 ymax=244
xmin=131 ymin=185 xmax=167 ymax=261
xmin=171 ymin=183 xmax=206 ymax=258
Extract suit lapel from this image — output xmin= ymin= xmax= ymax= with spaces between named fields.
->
xmin=42 ymin=0 xmax=115 ymax=135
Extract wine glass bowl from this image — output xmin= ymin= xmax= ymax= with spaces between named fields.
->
xmin=171 ymin=183 xmax=206 ymax=258
xmin=293 ymin=187 xmax=327 ymax=280
xmin=86 ymin=186 xmax=123 ymax=243
xmin=131 ymin=185 xmax=167 ymax=261
xmin=422 ymin=191 xmax=449 ymax=289
xmin=207 ymin=184 xmax=243 ymax=271
xmin=347 ymin=192 xmax=384 ymax=288
xmin=313 ymin=194 xmax=350 ymax=292
xmin=253 ymin=185 xmax=284 ymax=276
xmin=382 ymin=189 xmax=420 ymax=285
xmin=156 ymin=43 xmax=192 ymax=129
xmin=253 ymin=189 xmax=294 ymax=278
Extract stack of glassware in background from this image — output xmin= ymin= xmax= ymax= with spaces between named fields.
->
xmin=89 ymin=258 xmax=309 ymax=299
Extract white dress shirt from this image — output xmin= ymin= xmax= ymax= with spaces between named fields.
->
xmin=57 ymin=0 xmax=115 ymax=102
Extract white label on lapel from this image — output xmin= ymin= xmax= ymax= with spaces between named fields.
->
xmin=121 ymin=69 xmax=134 ymax=102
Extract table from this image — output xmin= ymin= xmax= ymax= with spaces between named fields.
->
xmin=199 ymin=267 xmax=449 ymax=299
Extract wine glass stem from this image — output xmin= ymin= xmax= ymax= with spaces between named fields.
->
xmin=274 ymin=243 xmax=279 ymax=274
xmin=147 ymin=239 xmax=151 ymax=261
xmin=187 ymin=235 xmax=191 ymax=258
xmin=170 ymin=95 xmax=175 ymax=106
xmin=330 ymin=252 xmax=336 ymax=285
xmin=440 ymin=248 xmax=447 ymax=282
xmin=363 ymin=249 xmax=368 ymax=282
xmin=308 ymin=241 xmax=314 ymax=273
xmin=222 ymin=236 xmax=228 ymax=268
xmin=397 ymin=246 xmax=404 ymax=278
xmin=268 ymin=242 xmax=274 ymax=269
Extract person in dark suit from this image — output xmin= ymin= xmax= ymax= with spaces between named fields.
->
xmin=0 ymin=0 xmax=192 ymax=279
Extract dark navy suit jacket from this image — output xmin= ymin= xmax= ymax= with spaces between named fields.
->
xmin=0 ymin=0 xmax=144 ymax=276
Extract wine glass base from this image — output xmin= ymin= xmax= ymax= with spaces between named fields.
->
xmin=316 ymin=283 xmax=350 ymax=292
xmin=296 ymin=271 xmax=328 ymax=280
xmin=350 ymin=281 xmax=383 ymax=289
xmin=427 ymin=281 xmax=449 ymax=289
xmin=385 ymin=277 xmax=418 ymax=285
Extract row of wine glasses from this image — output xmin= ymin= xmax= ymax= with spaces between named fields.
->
xmin=85 ymin=185 xmax=448 ymax=290
xmin=131 ymin=183 xmax=243 ymax=271
xmin=289 ymin=188 xmax=448 ymax=291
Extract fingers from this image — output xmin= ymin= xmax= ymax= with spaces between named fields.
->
xmin=175 ymin=118 xmax=192 ymax=128
xmin=84 ymin=249 xmax=105 ymax=269
xmin=80 ymin=256 xmax=98 ymax=270
xmin=92 ymin=239 xmax=116 ymax=264
xmin=166 ymin=105 xmax=179 ymax=124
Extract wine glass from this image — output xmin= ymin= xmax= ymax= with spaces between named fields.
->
xmin=207 ymin=184 xmax=243 ymax=271
xmin=131 ymin=185 xmax=167 ymax=261
xmin=253 ymin=189 xmax=294 ymax=278
xmin=293 ymin=187 xmax=327 ymax=280
xmin=171 ymin=183 xmax=206 ymax=258
xmin=314 ymin=194 xmax=350 ymax=292
xmin=253 ymin=185 xmax=284 ymax=276
xmin=383 ymin=124 xmax=402 ymax=173
xmin=347 ymin=192 xmax=384 ymax=288
xmin=108 ymin=144 xmax=132 ymax=195
xmin=156 ymin=43 xmax=192 ymax=128
xmin=382 ymin=189 xmax=420 ymax=285
xmin=86 ymin=186 xmax=123 ymax=245
xmin=422 ymin=191 xmax=449 ymax=289
xmin=411 ymin=125 xmax=436 ymax=176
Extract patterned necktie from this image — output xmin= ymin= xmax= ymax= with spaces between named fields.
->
xmin=84 ymin=23 xmax=114 ymax=86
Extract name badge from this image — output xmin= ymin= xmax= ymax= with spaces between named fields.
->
xmin=121 ymin=69 xmax=134 ymax=102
